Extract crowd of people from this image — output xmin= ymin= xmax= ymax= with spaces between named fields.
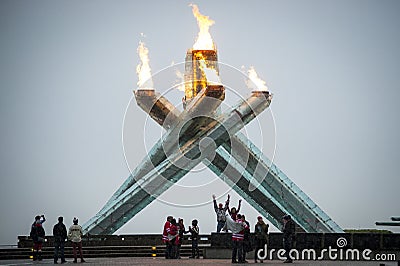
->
xmin=162 ymin=194 xmax=295 ymax=263
xmin=162 ymin=216 xmax=200 ymax=259
xmin=29 ymin=215 xmax=85 ymax=264
xmin=211 ymin=194 xmax=295 ymax=263
xmin=29 ymin=194 xmax=295 ymax=264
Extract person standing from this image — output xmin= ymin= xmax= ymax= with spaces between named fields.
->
xmin=282 ymin=215 xmax=295 ymax=263
xmin=227 ymin=198 xmax=242 ymax=221
xmin=162 ymin=216 xmax=173 ymax=259
xmin=212 ymin=194 xmax=229 ymax=232
xmin=231 ymin=214 xmax=246 ymax=263
xmin=168 ymin=218 xmax=179 ymax=259
xmin=188 ymin=219 xmax=200 ymax=259
xmin=176 ymin=218 xmax=188 ymax=259
xmin=53 ymin=216 xmax=67 ymax=264
xmin=241 ymin=215 xmax=252 ymax=263
xmin=68 ymin=217 xmax=85 ymax=263
xmin=30 ymin=215 xmax=46 ymax=261
xmin=254 ymin=216 xmax=269 ymax=263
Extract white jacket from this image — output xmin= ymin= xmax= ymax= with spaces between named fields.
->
xmin=68 ymin=224 xmax=83 ymax=243
xmin=224 ymin=214 xmax=245 ymax=233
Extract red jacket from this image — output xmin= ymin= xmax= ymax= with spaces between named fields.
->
xmin=170 ymin=224 xmax=179 ymax=245
xmin=162 ymin=221 xmax=171 ymax=243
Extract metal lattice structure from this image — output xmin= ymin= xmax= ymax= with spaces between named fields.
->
xmin=83 ymin=48 xmax=343 ymax=234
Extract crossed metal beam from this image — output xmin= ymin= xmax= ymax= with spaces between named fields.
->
xmin=83 ymin=86 xmax=343 ymax=234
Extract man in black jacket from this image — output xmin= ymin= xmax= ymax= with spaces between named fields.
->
xmin=282 ymin=215 xmax=295 ymax=263
xmin=254 ymin=216 xmax=269 ymax=263
xmin=53 ymin=216 xmax=67 ymax=264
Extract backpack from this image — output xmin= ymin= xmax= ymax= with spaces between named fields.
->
xmin=30 ymin=224 xmax=38 ymax=241
xmin=30 ymin=224 xmax=45 ymax=242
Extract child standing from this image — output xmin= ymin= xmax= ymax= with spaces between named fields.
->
xmin=188 ymin=219 xmax=200 ymax=259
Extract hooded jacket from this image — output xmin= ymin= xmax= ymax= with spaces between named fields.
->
xmin=68 ymin=224 xmax=83 ymax=243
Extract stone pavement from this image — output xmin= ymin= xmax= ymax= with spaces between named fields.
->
xmin=0 ymin=258 xmax=398 ymax=266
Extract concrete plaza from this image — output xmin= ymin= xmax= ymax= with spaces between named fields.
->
xmin=0 ymin=258 xmax=398 ymax=266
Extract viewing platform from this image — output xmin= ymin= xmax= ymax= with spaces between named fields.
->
xmin=1 ymin=232 xmax=398 ymax=262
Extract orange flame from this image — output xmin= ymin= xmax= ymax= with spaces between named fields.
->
xmin=136 ymin=41 xmax=154 ymax=89
xmin=194 ymin=52 xmax=221 ymax=88
xmin=246 ymin=66 xmax=268 ymax=91
xmin=190 ymin=4 xmax=215 ymax=50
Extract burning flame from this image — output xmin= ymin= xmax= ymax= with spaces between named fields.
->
xmin=195 ymin=52 xmax=221 ymax=87
xmin=190 ymin=4 xmax=215 ymax=50
xmin=246 ymin=66 xmax=268 ymax=91
xmin=136 ymin=41 xmax=154 ymax=89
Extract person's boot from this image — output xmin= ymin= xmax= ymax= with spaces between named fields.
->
xmin=81 ymin=258 xmax=86 ymax=263
xmin=196 ymin=249 xmax=200 ymax=259
xmin=38 ymin=251 xmax=42 ymax=261
xmin=73 ymin=259 xmax=77 ymax=263
xmin=32 ymin=250 xmax=37 ymax=261
xmin=189 ymin=250 xmax=195 ymax=258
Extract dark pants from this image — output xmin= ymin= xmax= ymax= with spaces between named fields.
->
xmin=32 ymin=242 xmax=43 ymax=261
xmin=255 ymin=238 xmax=266 ymax=261
xmin=217 ymin=221 xmax=225 ymax=233
xmin=165 ymin=242 xmax=172 ymax=259
xmin=72 ymin=241 xmax=84 ymax=261
xmin=170 ymin=240 xmax=178 ymax=259
xmin=283 ymin=237 xmax=293 ymax=261
xmin=191 ymin=238 xmax=199 ymax=258
xmin=177 ymin=236 xmax=184 ymax=258
xmin=176 ymin=244 xmax=181 ymax=259
xmin=232 ymin=240 xmax=243 ymax=262
xmin=54 ymin=240 xmax=65 ymax=263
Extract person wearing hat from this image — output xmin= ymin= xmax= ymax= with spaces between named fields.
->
xmin=212 ymin=194 xmax=229 ymax=232
xmin=68 ymin=217 xmax=85 ymax=263
xmin=254 ymin=216 xmax=269 ymax=263
xmin=282 ymin=215 xmax=295 ymax=263
xmin=30 ymin=215 xmax=46 ymax=261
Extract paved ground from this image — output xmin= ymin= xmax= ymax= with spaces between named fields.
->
xmin=0 ymin=258 xmax=398 ymax=266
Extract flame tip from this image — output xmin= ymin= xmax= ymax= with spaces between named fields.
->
xmin=246 ymin=66 xmax=268 ymax=91
xmin=136 ymin=41 xmax=154 ymax=89
xmin=191 ymin=4 xmax=215 ymax=50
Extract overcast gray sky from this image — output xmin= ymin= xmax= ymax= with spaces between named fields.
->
xmin=1 ymin=0 xmax=399 ymax=245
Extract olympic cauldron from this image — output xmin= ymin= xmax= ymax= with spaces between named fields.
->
xmin=83 ymin=47 xmax=343 ymax=235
